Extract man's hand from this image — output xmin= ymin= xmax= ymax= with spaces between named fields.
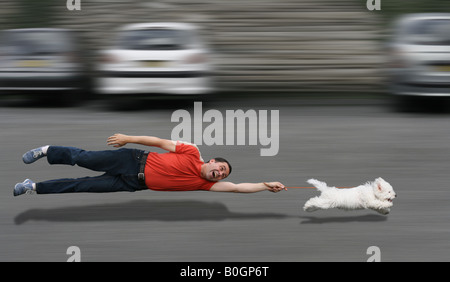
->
xmin=263 ymin=182 xmax=287 ymax=193
xmin=107 ymin=133 xmax=129 ymax=148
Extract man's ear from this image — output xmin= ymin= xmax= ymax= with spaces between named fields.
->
xmin=209 ymin=159 xmax=216 ymax=163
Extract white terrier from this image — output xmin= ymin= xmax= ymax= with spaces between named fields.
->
xmin=303 ymin=178 xmax=396 ymax=215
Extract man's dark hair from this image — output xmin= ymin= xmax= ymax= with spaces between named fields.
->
xmin=210 ymin=157 xmax=232 ymax=175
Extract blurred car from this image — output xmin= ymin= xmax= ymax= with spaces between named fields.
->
xmin=387 ymin=14 xmax=450 ymax=99
xmin=0 ymin=28 xmax=89 ymax=102
xmin=96 ymin=22 xmax=213 ymax=97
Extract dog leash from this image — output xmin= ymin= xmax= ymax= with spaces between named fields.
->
xmin=285 ymin=186 xmax=352 ymax=189
xmin=263 ymin=183 xmax=351 ymax=189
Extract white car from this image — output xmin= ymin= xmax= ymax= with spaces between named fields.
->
xmin=96 ymin=22 xmax=213 ymax=97
xmin=387 ymin=14 xmax=450 ymax=98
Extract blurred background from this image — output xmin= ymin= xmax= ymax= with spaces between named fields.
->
xmin=0 ymin=0 xmax=447 ymax=102
xmin=3 ymin=0 xmax=450 ymax=262
xmin=0 ymin=0 xmax=449 ymax=104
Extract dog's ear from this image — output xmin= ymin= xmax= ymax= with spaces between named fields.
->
xmin=375 ymin=177 xmax=384 ymax=191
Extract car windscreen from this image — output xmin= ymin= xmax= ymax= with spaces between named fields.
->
xmin=403 ymin=19 xmax=450 ymax=45
xmin=116 ymin=29 xmax=196 ymax=50
xmin=0 ymin=30 xmax=73 ymax=56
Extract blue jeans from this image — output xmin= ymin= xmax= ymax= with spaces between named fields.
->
xmin=36 ymin=146 xmax=148 ymax=194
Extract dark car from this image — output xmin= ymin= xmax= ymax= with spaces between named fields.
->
xmin=0 ymin=28 xmax=90 ymax=104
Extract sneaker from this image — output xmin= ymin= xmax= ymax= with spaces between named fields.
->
xmin=22 ymin=146 xmax=48 ymax=164
xmin=14 ymin=179 xmax=35 ymax=196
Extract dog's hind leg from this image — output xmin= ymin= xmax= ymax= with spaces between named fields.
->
xmin=303 ymin=197 xmax=324 ymax=212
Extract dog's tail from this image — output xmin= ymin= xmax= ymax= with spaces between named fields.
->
xmin=307 ymin=179 xmax=329 ymax=192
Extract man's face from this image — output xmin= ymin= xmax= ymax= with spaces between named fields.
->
xmin=203 ymin=159 xmax=230 ymax=182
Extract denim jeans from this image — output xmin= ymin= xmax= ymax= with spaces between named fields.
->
xmin=36 ymin=146 xmax=148 ymax=194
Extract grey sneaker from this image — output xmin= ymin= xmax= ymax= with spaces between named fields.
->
xmin=14 ymin=179 xmax=35 ymax=196
xmin=22 ymin=146 xmax=48 ymax=164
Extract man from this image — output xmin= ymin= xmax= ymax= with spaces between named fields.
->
xmin=14 ymin=133 xmax=286 ymax=196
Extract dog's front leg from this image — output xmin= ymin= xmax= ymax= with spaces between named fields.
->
xmin=374 ymin=207 xmax=390 ymax=215
xmin=371 ymin=200 xmax=392 ymax=215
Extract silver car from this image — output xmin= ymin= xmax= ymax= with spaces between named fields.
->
xmin=387 ymin=14 xmax=450 ymax=100
xmin=0 ymin=28 xmax=89 ymax=103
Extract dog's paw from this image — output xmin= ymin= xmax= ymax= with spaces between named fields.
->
xmin=375 ymin=208 xmax=390 ymax=215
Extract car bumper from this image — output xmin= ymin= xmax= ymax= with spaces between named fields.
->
xmin=390 ymin=82 xmax=450 ymax=97
xmin=0 ymin=71 xmax=82 ymax=92
xmin=388 ymin=66 xmax=450 ymax=97
xmin=96 ymin=71 xmax=213 ymax=95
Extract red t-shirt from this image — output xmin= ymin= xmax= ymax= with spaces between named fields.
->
xmin=144 ymin=141 xmax=216 ymax=191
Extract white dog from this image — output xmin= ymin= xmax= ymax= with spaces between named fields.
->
xmin=303 ymin=178 xmax=396 ymax=215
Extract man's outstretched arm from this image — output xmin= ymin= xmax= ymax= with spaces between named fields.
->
xmin=107 ymin=133 xmax=176 ymax=152
xmin=210 ymin=181 xmax=286 ymax=193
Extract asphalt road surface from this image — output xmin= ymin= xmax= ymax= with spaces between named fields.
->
xmin=1 ymin=96 xmax=450 ymax=262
